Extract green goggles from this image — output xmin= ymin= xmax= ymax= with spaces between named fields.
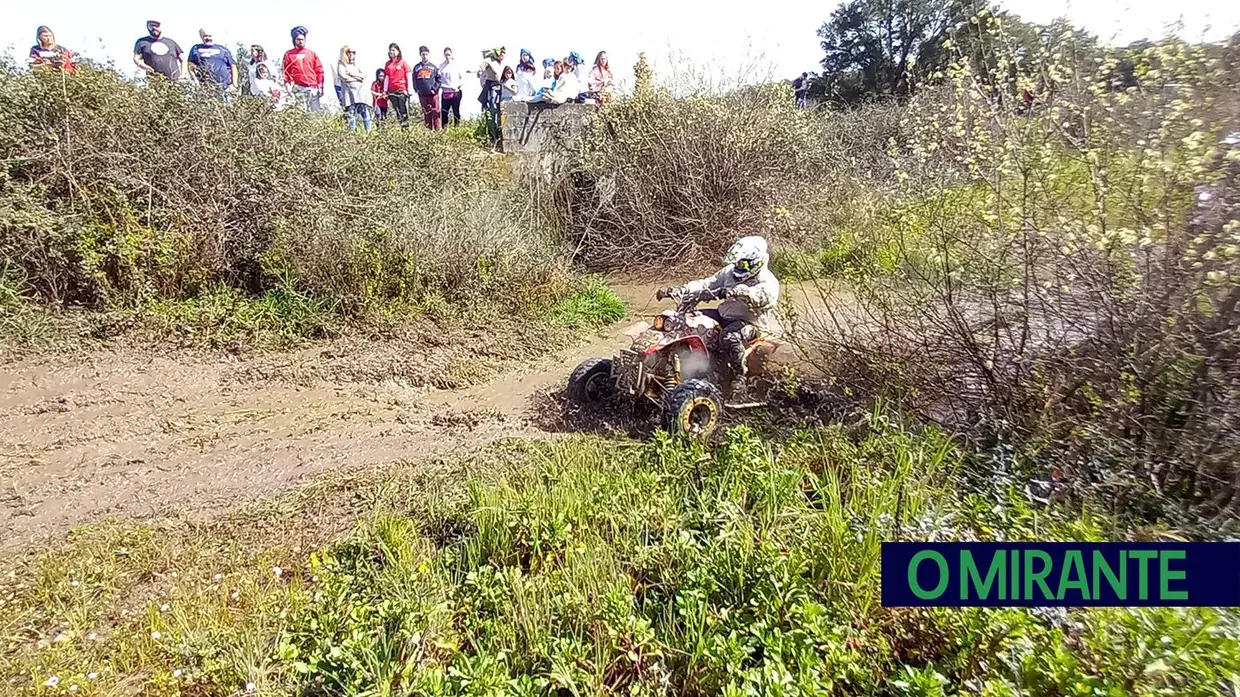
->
xmin=734 ymin=257 xmax=760 ymax=273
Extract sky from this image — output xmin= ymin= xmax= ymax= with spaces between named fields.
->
xmin=4 ymin=0 xmax=1238 ymax=116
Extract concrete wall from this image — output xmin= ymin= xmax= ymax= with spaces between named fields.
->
xmin=501 ymin=101 xmax=597 ymax=156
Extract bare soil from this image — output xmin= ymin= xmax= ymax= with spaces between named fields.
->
xmin=0 ymin=284 xmax=671 ymax=549
xmin=0 ymin=281 xmax=843 ymax=551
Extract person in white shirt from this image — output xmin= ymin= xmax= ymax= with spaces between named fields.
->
xmin=247 ymin=44 xmax=276 ymax=97
xmin=568 ymin=51 xmax=588 ymax=103
xmin=438 ymin=47 xmax=466 ymax=127
xmin=514 ymin=49 xmax=539 ymax=101
xmin=251 ymin=62 xmax=286 ymax=108
xmin=550 ymin=60 xmax=580 ymax=104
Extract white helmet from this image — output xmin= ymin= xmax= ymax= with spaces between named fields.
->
xmin=724 ymin=236 xmax=769 ymax=282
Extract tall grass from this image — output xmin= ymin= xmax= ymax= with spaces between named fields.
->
xmin=4 ymin=422 xmax=1237 ymax=695
xmin=0 ymin=63 xmax=568 ymax=330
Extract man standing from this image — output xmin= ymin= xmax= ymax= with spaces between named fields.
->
xmin=282 ymin=26 xmax=324 ymax=112
xmin=413 ymin=46 xmax=442 ymax=130
xmin=133 ymin=20 xmax=185 ymax=82
xmin=478 ymin=47 xmax=505 ymax=146
xmin=438 ymin=47 xmax=465 ymax=128
xmin=793 ymin=72 xmax=809 ymax=109
xmin=188 ymin=29 xmax=238 ymax=102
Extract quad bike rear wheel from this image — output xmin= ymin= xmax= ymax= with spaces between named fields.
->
xmin=568 ymin=358 xmax=615 ymax=405
xmin=663 ymin=379 xmax=724 ymax=440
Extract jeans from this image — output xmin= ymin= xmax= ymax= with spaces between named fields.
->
xmin=481 ymin=81 xmax=501 ymax=144
xmin=388 ymin=92 xmax=411 ymax=128
xmin=441 ymin=89 xmax=462 ymax=125
xmin=418 ymin=92 xmax=441 ymax=130
xmin=346 ymin=103 xmax=373 ymax=132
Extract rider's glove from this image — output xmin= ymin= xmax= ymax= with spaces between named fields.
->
xmin=727 ymin=284 xmax=751 ymax=299
xmin=657 ymin=286 xmax=682 ymax=301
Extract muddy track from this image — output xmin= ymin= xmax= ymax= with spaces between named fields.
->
xmin=0 ymin=283 xmax=677 ymax=549
xmin=0 ymin=281 xmax=845 ymax=550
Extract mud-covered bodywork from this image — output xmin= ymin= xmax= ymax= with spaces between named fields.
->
xmin=611 ymin=309 xmax=725 ymax=403
xmin=568 ymin=294 xmax=783 ymax=440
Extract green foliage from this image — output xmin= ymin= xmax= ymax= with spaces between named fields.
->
xmin=5 ymin=425 xmax=1240 ymax=695
xmin=560 ymin=87 xmax=900 ymax=273
xmin=550 ymin=276 xmax=627 ymax=328
xmin=793 ymin=13 xmax=1240 ymax=520
xmin=0 ymin=63 xmax=569 ymax=331
xmin=815 ymin=0 xmax=987 ymax=106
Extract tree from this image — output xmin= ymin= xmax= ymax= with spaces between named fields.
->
xmin=814 ymin=0 xmax=987 ymax=106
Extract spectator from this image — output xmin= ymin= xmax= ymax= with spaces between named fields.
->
xmin=517 ymin=49 xmax=537 ymax=76
xmin=337 ymin=46 xmax=372 ymax=132
xmin=568 ymin=51 xmax=588 ymax=102
xmin=501 ymin=66 xmax=517 ymax=102
xmin=532 ymin=58 xmax=556 ymax=101
xmin=133 ymin=20 xmax=185 ymax=82
xmin=251 ymin=62 xmax=285 ymax=107
xmin=282 ymin=26 xmax=325 ymax=111
xmin=552 ymin=58 xmax=581 ymax=104
xmin=372 ymin=68 xmax=389 ymax=122
xmin=383 ymin=43 xmax=413 ymax=128
xmin=30 ymin=26 xmax=76 ymax=74
xmin=188 ymin=29 xmax=238 ymax=102
xmin=478 ymin=47 xmax=505 ymax=145
xmin=514 ymin=49 xmax=538 ymax=101
xmin=793 ymin=72 xmax=809 ymax=109
xmin=248 ymin=45 xmax=275 ymax=96
xmin=413 ymin=45 xmax=442 ymax=131
xmin=588 ymin=51 xmax=613 ymax=103
xmin=439 ymin=47 xmax=465 ymax=128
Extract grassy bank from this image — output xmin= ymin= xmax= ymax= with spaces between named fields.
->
xmin=0 ymin=63 xmax=580 ymax=352
xmin=3 ymin=420 xmax=1237 ymax=695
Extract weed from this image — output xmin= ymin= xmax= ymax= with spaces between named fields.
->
xmin=4 ymin=423 xmax=1237 ymax=695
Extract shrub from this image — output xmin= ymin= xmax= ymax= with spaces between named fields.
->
xmin=794 ymin=19 xmax=1240 ymax=520
xmin=0 ymin=63 xmax=568 ymax=322
xmin=552 ymin=82 xmax=901 ymax=274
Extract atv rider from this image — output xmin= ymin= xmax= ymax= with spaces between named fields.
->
xmin=658 ymin=236 xmax=781 ymax=379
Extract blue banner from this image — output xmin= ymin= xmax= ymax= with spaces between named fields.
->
xmin=881 ymin=542 xmax=1240 ymax=607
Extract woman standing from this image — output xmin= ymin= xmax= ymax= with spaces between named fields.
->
xmin=500 ymin=66 xmax=517 ymax=102
xmin=383 ymin=43 xmax=413 ymax=128
xmin=588 ymin=51 xmax=614 ymax=103
xmin=438 ymin=47 xmax=465 ymax=127
xmin=30 ymin=26 xmax=76 ymax=73
xmin=337 ymin=46 xmax=372 ymax=132
xmin=477 ymin=47 xmax=505 ymax=146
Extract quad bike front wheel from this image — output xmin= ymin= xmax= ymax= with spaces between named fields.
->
xmin=567 ymin=357 xmax=615 ymax=405
xmin=663 ymin=379 xmax=724 ymax=440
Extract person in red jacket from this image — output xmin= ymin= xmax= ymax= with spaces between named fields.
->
xmin=282 ymin=26 xmax=324 ymax=112
xmin=383 ymin=43 xmax=413 ymax=129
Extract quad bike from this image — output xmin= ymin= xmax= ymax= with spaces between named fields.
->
xmin=567 ymin=286 xmax=782 ymax=440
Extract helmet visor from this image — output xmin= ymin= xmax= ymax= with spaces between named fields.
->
xmin=734 ymin=257 xmax=757 ymax=275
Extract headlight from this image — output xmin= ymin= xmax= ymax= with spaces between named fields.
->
xmin=653 ymin=315 xmax=665 ymax=330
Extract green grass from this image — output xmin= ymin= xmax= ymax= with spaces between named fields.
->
xmin=550 ymin=276 xmax=628 ymax=329
xmin=144 ymin=283 xmax=338 ymax=346
xmin=3 ymin=419 xmax=1237 ymax=696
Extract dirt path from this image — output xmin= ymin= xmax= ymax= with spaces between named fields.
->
xmin=0 ymin=283 xmax=670 ymax=548
xmin=0 ymin=280 xmax=846 ymax=549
